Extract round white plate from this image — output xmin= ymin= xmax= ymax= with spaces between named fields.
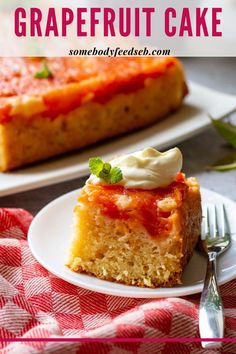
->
xmin=28 ymin=187 xmax=236 ymax=298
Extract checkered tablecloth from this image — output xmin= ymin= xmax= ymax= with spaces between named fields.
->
xmin=0 ymin=208 xmax=236 ymax=354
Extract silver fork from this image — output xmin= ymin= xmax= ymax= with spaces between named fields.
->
xmin=199 ymin=204 xmax=231 ymax=348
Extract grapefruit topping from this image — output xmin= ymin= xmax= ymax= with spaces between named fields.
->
xmin=0 ymin=57 xmax=177 ymax=123
xmin=81 ymin=176 xmax=188 ymax=237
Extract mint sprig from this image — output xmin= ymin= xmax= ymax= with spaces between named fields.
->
xmin=89 ymin=157 xmax=123 ymax=184
xmin=34 ymin=60 xmax=53 ymax=79
xmin=109 ymin=167 xmax=123 ymax=184
xmin=89 ymin=157 xmax=104 ymax=176
xmin=212 ymin=118 xmax=236 ymax=148
xmin=209 ymin=152 xmax=236 ymax=172
xmin=210 ymin=117 xmax=236 ymax=171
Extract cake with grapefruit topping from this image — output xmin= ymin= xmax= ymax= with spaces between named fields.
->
xmin=0 ymin=57 xmax=187 ymax=171
xmin=67 ymin=147 xmax=201 ymax=288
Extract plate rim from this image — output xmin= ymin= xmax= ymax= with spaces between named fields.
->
xmin=28 ymin=187 xmax=236 ymax=298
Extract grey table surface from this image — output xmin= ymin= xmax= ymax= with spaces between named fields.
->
xmin=0 ymin=57 xmax=236 ymax=215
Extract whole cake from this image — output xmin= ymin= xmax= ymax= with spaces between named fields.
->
xmin=67 ymin=147 xmax=201 ymax=288
xmin=0 ymin=57 xmax=187 ymax=171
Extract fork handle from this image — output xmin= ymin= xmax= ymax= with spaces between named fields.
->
xmin=199 ymin=253 xmax=224 ymax=348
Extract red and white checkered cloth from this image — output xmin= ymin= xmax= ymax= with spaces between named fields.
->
xmin=0 ymin=208 xmax=236 ymax=354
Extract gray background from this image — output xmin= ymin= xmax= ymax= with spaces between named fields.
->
xmin=0 ymin=58 xmax=235 ymax=215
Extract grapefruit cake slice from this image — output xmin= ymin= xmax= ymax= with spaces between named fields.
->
xmin=67 ymin=147 xmax=201 ymax=288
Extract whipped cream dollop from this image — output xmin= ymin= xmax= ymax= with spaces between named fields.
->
xmin=87 ymin=147 xmax=183 ymax=190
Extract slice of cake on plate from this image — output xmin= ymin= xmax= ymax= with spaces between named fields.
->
xmin=67 ymin=147 xmax=201 ymax=288
xmin=0 ymin=57 xmax=187 ymax=171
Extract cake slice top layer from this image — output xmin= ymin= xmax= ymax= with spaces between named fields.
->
xmin=79 ymin=174 xmax=189 ymax=237
xmin=81 ymin=146 xmax=200 ymax=237
xmin=84 ymin=147 xmax=186 ymax=236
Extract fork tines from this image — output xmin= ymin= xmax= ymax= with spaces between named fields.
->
xmin=202 ymin=204 xmax=231 ymax=243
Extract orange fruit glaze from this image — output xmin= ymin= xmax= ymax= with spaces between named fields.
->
xmin=79 ymin=173 xmax=187 ymax=237
xmin=0 ymin=57 xmax=177 ymax=123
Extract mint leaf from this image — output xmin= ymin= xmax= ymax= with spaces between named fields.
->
xmin=209 ymin=152 xmax=236 ymax=172
xmin=212 ymin=119 xmax=236 ymax=148
xmin=102 ymin=163 xmax=111 ymax=175
xmin=88 ymin=157 xmax=123 ymax=184
xmin=89 ymin=157 xmax=104 ymax=176
xmin=109 ymin=167 xmax=123 ymax=184
xmin=210 ymin=162 xmax=236 ymax=172
xmin=34 ymin=60 xmax=53 ymax=79
xmin=99 ymin=168 xmax=110 ymax=180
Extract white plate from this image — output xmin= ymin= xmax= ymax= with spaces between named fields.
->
xmin=1 ymin=81 xmax=236 ymax=197
xmin=28 ymin=187 xmax=236 ymax=298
